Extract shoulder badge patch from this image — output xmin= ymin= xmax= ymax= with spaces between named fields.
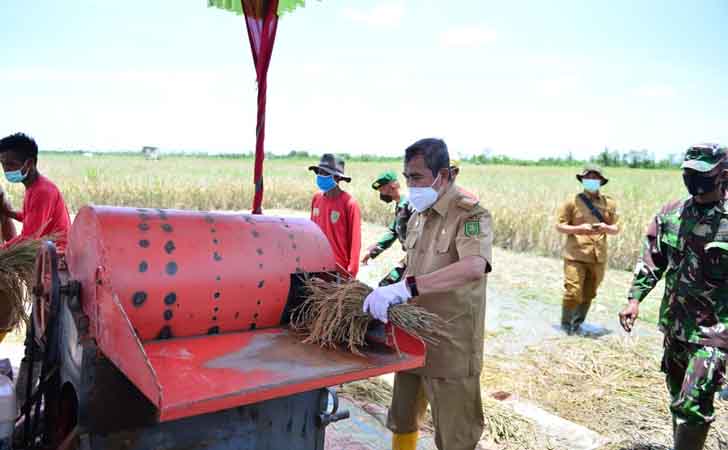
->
xmin=331 ymin=210 xmax=341 ymax=224
xmin=464 ymin=220 xmax=480 ymax=237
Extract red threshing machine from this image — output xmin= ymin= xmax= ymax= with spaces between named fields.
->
xmin=15 ymin=207 xmax=425 ymax=449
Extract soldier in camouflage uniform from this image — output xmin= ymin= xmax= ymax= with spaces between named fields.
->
xmin=620 ymin=143 xmax=728 ymax=450
xmin=362 ymin=171 xmax=414 ymax=286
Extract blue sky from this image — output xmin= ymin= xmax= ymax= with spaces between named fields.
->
xmin=1 ymin=0 xmax=726 ymax=159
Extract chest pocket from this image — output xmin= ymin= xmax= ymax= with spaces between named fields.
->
xmin=436 ymin=221 xmax=456 ymax=254
xmin=404 ymin=225 xmax=419 ymax=250
xmin=704 ymin=242 xmax=728 ymax=282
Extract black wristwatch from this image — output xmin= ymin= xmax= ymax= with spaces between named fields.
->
xmin=406 ymin=275 xmax=419 ymax=297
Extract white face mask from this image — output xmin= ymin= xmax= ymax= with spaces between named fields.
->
xmin=409 ymin=174 xmax=441 ymax=213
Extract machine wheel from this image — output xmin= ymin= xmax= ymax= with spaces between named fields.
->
xmin=32 ymin=241 xmax=60 ymax=348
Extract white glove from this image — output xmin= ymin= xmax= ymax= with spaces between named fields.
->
xmin=362 ymin=280 xmax=412 ymax=323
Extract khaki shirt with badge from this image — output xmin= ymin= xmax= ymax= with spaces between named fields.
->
xmin=404 ymin=184 xmax=493 ymax=378
xmin=557 ymin=193 xmax=620 ymax=264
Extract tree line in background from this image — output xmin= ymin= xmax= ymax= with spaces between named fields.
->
xmin=43 ymin=148 xmax=683 ymax=169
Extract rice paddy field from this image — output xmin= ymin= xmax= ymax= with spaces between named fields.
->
xmin=8 ymin=152 xmax=687 ymax=272
xmin=2 ymin=153 xmax=726 ymax=449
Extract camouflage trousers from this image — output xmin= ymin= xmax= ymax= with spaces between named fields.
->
xmin=662 ymin=336 xmax=727 ymax=425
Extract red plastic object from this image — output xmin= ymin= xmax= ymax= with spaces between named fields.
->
xmin=66 ymin=206 xmax=425 ymax=421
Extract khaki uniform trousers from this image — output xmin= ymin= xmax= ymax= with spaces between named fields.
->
xmin=386 ymin=371 xmax=484 ymax=450
xmin=563 ymin=259 xmax=606 ymax=309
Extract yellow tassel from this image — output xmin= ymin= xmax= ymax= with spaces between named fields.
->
xmin=392 ymin=431 xmax=418 ymax=450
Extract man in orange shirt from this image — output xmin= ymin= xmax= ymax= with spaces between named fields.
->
xmin=309 ymin=154 xmax=362 ymax=278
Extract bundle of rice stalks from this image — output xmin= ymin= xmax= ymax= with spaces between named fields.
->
xmin=290 ymin=277 xmax=449 ymax=355
xmin=0 ymin=239 xmax=41 ymax=331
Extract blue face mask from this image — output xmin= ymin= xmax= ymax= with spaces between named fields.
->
xmin=316 ymin=174 xmax=337 ymax=192
xmin=5 ymin=168 xmax=28 ymax=183
xmin=582 ymin=179 xmax=601 ymax=193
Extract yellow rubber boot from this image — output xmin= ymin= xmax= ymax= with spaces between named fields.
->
xmin=392 ymin=431 xmax=418 ymax=450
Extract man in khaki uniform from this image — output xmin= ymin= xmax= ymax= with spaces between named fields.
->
xmin=556 ymin=164 xmax=620 ymax=335
xmin=363 ymin=138 xmax=492 ymax=450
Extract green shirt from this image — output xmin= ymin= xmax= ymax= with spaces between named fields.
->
xmin=629 ymin=198 xmax=728 ymax=348
xmin=370 ymin=198 xmax=413 ymax=259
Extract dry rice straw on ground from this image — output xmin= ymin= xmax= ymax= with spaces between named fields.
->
xmin=290 ymin=278 xmax=450 ymax=355
xmin=480 ymin=335 xmax=728 ymax=450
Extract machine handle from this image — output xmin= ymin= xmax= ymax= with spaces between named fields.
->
xmin=318 ymin=387 xmax=350 ymax=427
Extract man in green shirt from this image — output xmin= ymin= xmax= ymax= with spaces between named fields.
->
xmin=620 ymin=143 xmax=728 ymax=450
xmin=362 ymin=170 xmax=413 ymax=286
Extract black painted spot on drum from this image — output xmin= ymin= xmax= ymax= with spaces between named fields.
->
xmin=258 ymin=263 xmax=264 ymax=269
xmin=139 ymin=261 xmax=148 ymax=273
xmin=234 ymin=312 xmax=240 ymax=319
xmin=157 ymin=209 xmax=168 ymax=220
xmin=283 ymin=224 xmax=290 ymax=228
xmin=288 ymin=234 xmax=294 ymax=240
xmin=214 ymin=306 xmax=219 ymax=313
xmin=257 ymin=300 xmax=261 ymax=306
xmin=138 ymin=223 xmax=150 ymax=232
xmin=139 ymin=212 xmax=151 ymax=221
xmin=164 ymin=310 xmax=173 ymax=321
xmin=205 ymin=215 xmax=215 ymax=224
xmin=213 ymin=252 xmax=222 ymax=261
xmin=164 ymin=240 xmax=176 ymax=254
xmin=213 ymin=238 xmax=219 ymax=245
xmin=253 ymin=312 xmax=259 ymax=319
xmin=208 ymin=326 xmax=219 ymax=335
xmin=158 ymin=326 xmax=172 ymax=340
xmin=212 ymin=316 xmax=218 ymax=321
xmin=139 ymin=239 xmax=150 ymax=248
xmin=214 ymin=292 xmax=220 ymax=299
xmin=165 ymin=262 xmax=178 ymax=276
xmin=161 ymin=223 xmax=173 ymax=233
xmin=256 ymin=248 xmax=264 ymax=256
xmin=295 ymin=256 xmax=301 ymax=263
xmin=216 ymin=276 xmax=221 ymax=281
xmin=132 ymin=291 xmax=147 ymax=307
xmin=164 ymin=292 xmax=177 ymax=305
xmin=252 ymin=230 xmax=260 ymax=238
xmin=257 ymin=280 xmax=265 ymax=288
xmin=292 ymin=243 xmax=297 ymax=250
xmin=210 ymin=228 xmax=217 ymax=233
xmin=249 ymin=323 xmax=257 ymax=330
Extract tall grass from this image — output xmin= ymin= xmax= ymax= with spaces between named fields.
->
xmin=6 ymin=153 xmax=686 ymax=271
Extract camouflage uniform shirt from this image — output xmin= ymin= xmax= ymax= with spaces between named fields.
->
xmin=369 ymin=197 xmax=414 ymax=259
xmin=629 ymin=197 xmax=728 ymax=349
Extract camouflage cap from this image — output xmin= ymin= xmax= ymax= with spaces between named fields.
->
xmin=371 ymin=170 xmax=397 ymax=190
xmin=576 ymin=163 xmax=608 ymax=186
xmin=681 ymin=143 xmax=727 ymax=173
xmin=308 ymin=153 xmax=351 ymax=182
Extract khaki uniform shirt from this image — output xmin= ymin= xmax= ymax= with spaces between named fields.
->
xmin=404 ymin=184 xmax=493 ymax=378
xmin=557 ymin=192 xmax=619 ymax=264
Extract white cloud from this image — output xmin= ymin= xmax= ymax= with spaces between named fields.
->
xmin=439 ymin=26 xmax=497 ymax=48
xmin=342 ymin=3 xmax=405 ymax=28
xmin=633 ymin=83 xmax=676 ymax=98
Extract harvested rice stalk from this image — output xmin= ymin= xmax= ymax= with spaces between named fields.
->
xmin=290 ymin=278 xmax=449 ymax=354
xmin=0 ymin=239 xmax=42 ymax=331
